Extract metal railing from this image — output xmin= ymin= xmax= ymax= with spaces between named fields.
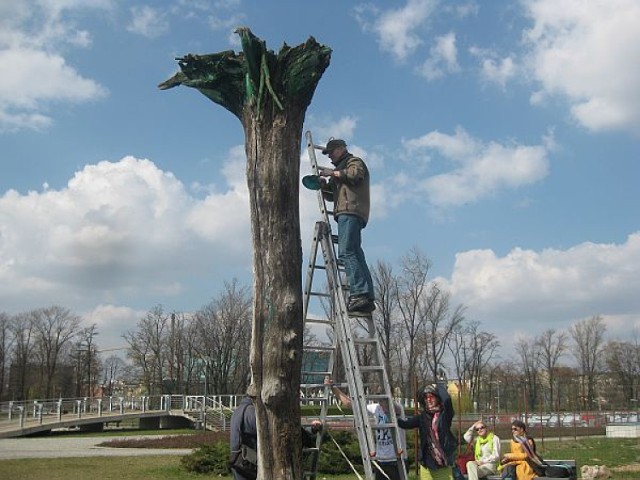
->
xmin=0 ymin=394 xmax=246 ymax=435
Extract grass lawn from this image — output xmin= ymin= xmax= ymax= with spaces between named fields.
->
xmin=0 ymin=436 xmax=639 ymax=479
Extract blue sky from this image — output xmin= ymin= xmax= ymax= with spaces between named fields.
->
xmin=1 ymin=0 xmax=639 ymax=355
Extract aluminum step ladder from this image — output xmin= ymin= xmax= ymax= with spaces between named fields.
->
xmin=300 ymin=131 xmax=408 ymax=480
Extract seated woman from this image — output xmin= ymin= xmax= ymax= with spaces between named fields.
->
xmin=463 ymin=421 xmax=500 ymax=480
xmin=499 ymin=420 xmax=546 ymax=480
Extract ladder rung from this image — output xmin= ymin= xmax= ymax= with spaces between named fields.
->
xmin=303 ymin=345 xmax=334 ymax=352
xmin=359 ymin=366 xmax=385 ymax=372
xmin=300 ymin=382 xmax=332 ymax=389
xmin=299 ymin=398 xmax=329 ymax=404
xmin=304 ymin=318 xmax=332 ymax=326
xmin=372 ymin=422 xmax=398 ymax=430
xmin=354 ymin=337 xmax=378 ymax=345
xmin=309 ymin=291 xmax=331 ymax=297
xmin=301 ymin=369 xmax=332 ymax=376
xmin=365 ymin=394 xmax=390 ymax=401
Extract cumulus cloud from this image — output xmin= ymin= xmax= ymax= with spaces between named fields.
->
xmin=127 ymin=5 xmax=169 ymax=38
xmin=417 ymin=31 xmax=460 ymax=80
xmin=523 ymin=0 xmax=640 ymax=133
xmin=445 ymin=232 xmax=640 ymax=340
xmin=0 ymin=0 xmax=109 ymax=131
xmin=402 ymin=127 xmax=552 ymax=207
xmin=470 ymin=46 xmax=517 ymax=88
xmin=0 ymin=153 xmax=251 ymax=313
xmin=355 ymin=0 xmax=438 ymax=61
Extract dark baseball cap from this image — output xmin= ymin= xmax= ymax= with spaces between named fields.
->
xmin=322 ymin=138 xmax=346 ymax=154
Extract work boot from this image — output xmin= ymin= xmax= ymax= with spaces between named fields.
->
xmin=348 ymin=295 xmax=376 ymax=313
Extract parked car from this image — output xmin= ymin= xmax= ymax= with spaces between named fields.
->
xmin=546 ymin=414 xmax=561 ymax=427
xmin=561 ymin=413 xmax=587 ymax=427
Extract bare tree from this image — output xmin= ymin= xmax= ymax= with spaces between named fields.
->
xmin=448 ymin=320 xmax=499 ymax=407
xmin=193 ymin=279 xmax=252 ymax=394
xmin=395 ymin=248 xmax=432 ymax=395
xmin=570 ymin=315 xmax=606 ymax=408
xmin=8 ymin=312 xmax=37 ymax=400
xmin=371 ymin=259 xmax=401 ymax=388
xmin=123 ymin=306 xmax=169 ymax=395
xmin=420 ymin=284 xmax=465 ymax=381
xmin=515 ymin=337 xmax=541 ymax=410
xmin=159 ymin=28 xmax=330 ymax=478
xmin=32 ymin=306 xmax=82 ymax=398
xmin=535 ymin=329 xmax=568 ymax=410
xmin=0 ymin=312 xmax=12 ymax=400
xmin=604 ymin=338 xmax=640 ymax=407
xmin=101 ymin=355 xmax=126 ymax=396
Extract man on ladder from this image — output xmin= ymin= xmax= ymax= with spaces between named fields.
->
xmin=318 ymin=138 xmax=375 ymax=314
xmin=302 ymin=132 xmax=407 ymax=480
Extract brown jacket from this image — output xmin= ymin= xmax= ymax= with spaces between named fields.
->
xmin=322 ymin=152 xmax=370 ymax=225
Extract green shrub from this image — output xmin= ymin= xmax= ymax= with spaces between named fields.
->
xmin=316 ymin=430 xmax=364 ymax=475
xmin=181 ymin=440 xmax=230 ymax=475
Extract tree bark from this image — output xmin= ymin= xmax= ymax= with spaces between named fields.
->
xmin=159 ymin=28 xmax=331 ymax=479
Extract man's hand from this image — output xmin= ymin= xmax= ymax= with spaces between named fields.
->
xmin=318 ymin=167 xmax=334 ymax=177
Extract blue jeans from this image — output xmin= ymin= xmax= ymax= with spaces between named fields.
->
xmin=337 ymin=214 xmax=374 ymax=299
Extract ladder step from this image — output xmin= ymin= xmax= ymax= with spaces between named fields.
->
xmin=359 ymin=365 xmax=385 ymax=373
xmin=301 ymin=369 xmax=332 ymax=376
xmin=365 ymin=394 xmax=391 ymax=401
xmin=309 ymin=291 xmax=331 ymax=298
xmin=304 ymin=318 xmax=332 ymax=326
xmin=353 ymin=337 xmax=378 ymax=345
xmin=303 ymin=345 xmax=335 ymax=352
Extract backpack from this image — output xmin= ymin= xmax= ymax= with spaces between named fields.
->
xmin=545 ymin=464 xmax=572 ymax=478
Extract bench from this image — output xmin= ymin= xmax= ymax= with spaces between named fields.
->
xmin=483 ymin=459 xmax=577 ymax=480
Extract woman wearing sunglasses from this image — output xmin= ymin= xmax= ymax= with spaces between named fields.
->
xmin=499 ymin=420 xmax=546 ymax=480
xmin=463 ymin=421 xmax=501 ymax=480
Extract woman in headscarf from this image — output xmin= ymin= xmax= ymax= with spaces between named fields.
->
xmin=463 ymin=420 xmax=501 ymax=480
xmin=499 ymin=420 xmax=545 ymax=480
xmin=398 ymin=382 xmax=457 ymax=480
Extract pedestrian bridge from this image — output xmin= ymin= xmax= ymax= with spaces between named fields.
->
xmin=0 ymin=395 xmax=240 ymax=438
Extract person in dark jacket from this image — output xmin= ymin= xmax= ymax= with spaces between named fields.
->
xmin=319 ymin=137 xmax=375 ymax=314
xmin=229 ymin=396 xmax=324 ymax=480
xmin=229 ymin=397 xmax=257 ymax=480
xmin=398 ymin=382 xmax=457 ymax=480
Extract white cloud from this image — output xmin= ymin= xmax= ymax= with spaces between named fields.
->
xmin=523 ymin=0 xmax=640 ymax=133
xmin=309 ymin=115 xmax=359 ymax=148
xmin=402 ymin=127 xmax=551 ymax=206
xmin=0 ymin=1 xmax=110 ymax=131
xmin=0 ymin=153 xmax=251 ymax=313
xmin=355 ymin=0 xmax=438 ymax=61
xmin=446 ymin=232 xmax=640 ymax=339
xmin=417 ymin=31 xmax=460 ymax=80
xmin=481 ymin=56 xmax=516 ymax=88
xmin=84 ymin=304 xmax=146 ymax=352
xmin=127 ymin=5 xmax=169 ymax=38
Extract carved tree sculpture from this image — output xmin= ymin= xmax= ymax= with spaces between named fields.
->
xmin=159 ymin=28 xmax=331 ymax=479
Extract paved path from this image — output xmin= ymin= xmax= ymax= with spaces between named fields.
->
xmin=0 ymin=435 xmax=193 ymax=460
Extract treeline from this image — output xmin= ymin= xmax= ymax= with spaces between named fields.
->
xmin=1 ymin=249 xmax=638 ymax=411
